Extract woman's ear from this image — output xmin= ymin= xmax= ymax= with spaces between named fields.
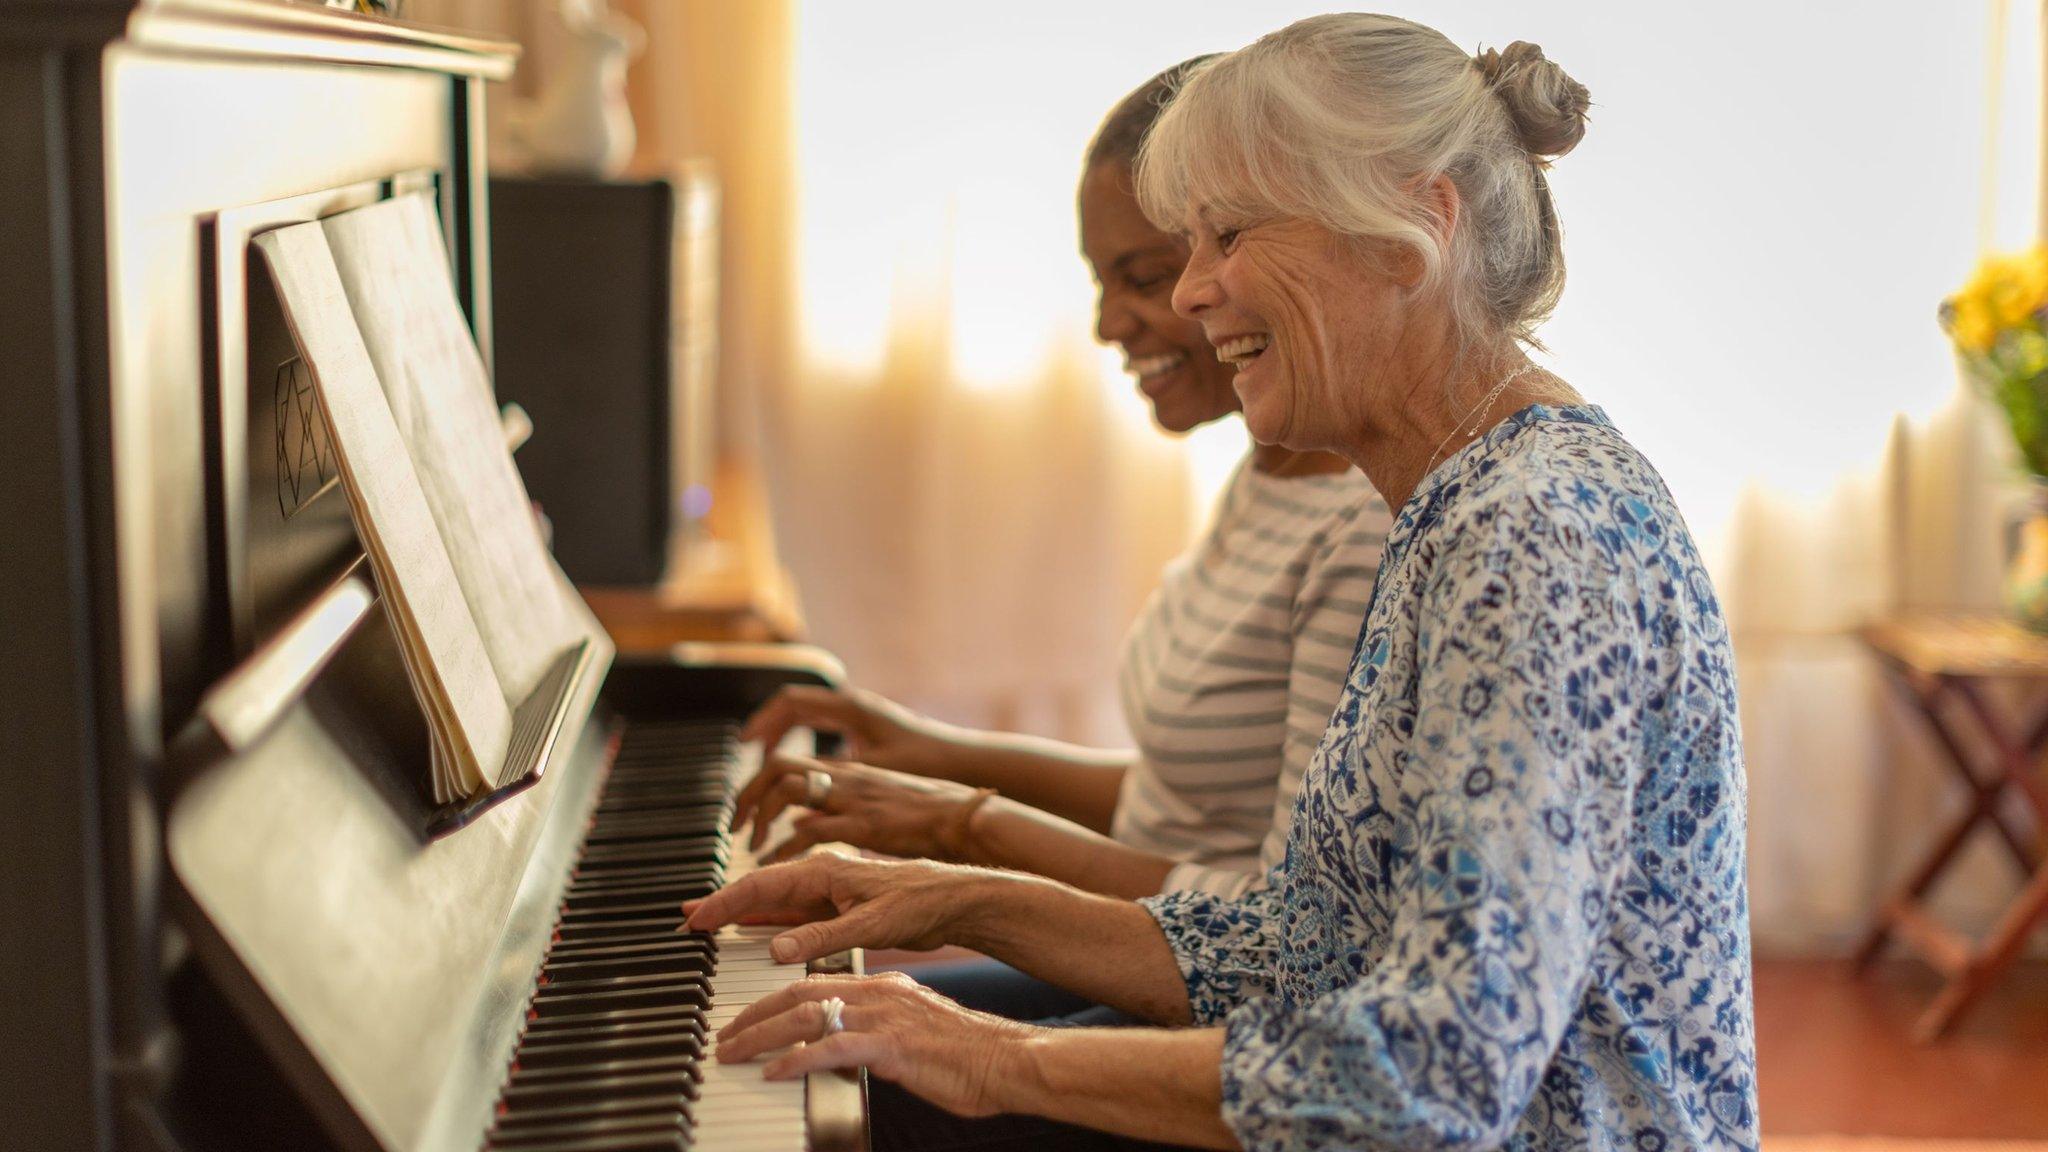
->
xmin=1394 ymin=174 xmax=1461 ymax=290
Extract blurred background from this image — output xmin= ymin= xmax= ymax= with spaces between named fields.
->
xmin=419 ymin=0 xmax=2048 ymax=1138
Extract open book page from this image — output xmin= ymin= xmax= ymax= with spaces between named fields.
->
xmin=320 ymin=193 xmax=582 ymax=757
xmin=255 ymin=224 xmax=512 ymax=803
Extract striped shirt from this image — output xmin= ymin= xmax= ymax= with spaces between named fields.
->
xmin=1113 ymin=456 xmax=1391 ymax=898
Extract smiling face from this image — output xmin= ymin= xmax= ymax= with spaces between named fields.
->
xmin=1079 ymin=162 xmax=1242 ymax=434
xmin=1171 ymin=207 xmax=1412 ymax=453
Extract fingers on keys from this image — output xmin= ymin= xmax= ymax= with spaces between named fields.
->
xmin=739 ymin=685 xmax=858 ymax=754
xmin=682 ymin=860 xmax=810 ymax=932
xmin=716 ymin=973 xmax=897 ymax=1052
xmin=715 ymin=990 xmax=855 ymax=1062
xmin=735 ymin=755 xmax=820 ymax=848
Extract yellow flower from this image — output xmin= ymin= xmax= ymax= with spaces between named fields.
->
xmin=1962 ymin=247 xmax=2048 ymax=329
xmin=1948 ymin=292 xmax=2000 ymax=353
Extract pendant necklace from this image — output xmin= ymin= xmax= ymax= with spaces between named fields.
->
xmin=1421 ymin=362 xmax=1538 ymax=481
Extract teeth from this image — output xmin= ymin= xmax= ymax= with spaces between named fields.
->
xmin=1126 ymin=353 xmax=1186 ymax=380
xmin=1215 ymin=334 xmax=1270 ymax=365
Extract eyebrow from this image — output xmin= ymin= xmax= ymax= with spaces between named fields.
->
xmin=1110 ymin=245 xmax=1180 ymax=274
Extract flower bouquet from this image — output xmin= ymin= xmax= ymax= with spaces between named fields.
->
xmin=1942 ymin=246 xmax=2048 ymax=628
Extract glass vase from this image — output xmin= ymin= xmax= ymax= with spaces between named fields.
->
xmin=2007 ymin=482 xmax=2048 ymax=631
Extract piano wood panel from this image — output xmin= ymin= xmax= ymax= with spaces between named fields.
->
xmin=167 ymin=622 xmax=613 ymax=1152
xmin=102 ymin=46 xmax=461 ymax=735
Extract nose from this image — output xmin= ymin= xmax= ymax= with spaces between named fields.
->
xmin=1172 ymin=246 xmax=1221 ymax=319
xmin=1095 ymin=290 xmax=1139 ymax=345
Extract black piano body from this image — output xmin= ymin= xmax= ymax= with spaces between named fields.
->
xmin=1 ymin=4 xmax=863 ymax=1149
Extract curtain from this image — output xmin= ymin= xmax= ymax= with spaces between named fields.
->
xmin=610 ymin=0 xmax=1194 ymax=744
xmin=1727 ymin=392 xmax=2036 ymax=951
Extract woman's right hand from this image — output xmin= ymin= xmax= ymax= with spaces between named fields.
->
xmin=682 ymin=852 xmax=1004 ymax=964
xmin=732 ymin=755 xmax=989 ymax=861
xmin=739 ymin=685 xmax=956 ymax=778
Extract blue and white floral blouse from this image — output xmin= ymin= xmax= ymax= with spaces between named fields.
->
xmin=1141 ymin=405 xmax=1757 ymax=1152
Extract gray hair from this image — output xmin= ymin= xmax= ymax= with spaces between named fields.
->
xmin=1135 ymin=14 xmax=1590 ymax=348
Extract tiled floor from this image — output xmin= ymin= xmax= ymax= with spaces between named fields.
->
xmin=1757 ymin=959 xmax=2048 ymax=1139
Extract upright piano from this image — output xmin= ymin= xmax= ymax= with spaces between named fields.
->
xmin=0 ymin=3 xmax=866 ymax=1149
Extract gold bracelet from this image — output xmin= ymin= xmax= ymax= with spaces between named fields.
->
xmin=936 ymin=787 xmax=999 ymax=863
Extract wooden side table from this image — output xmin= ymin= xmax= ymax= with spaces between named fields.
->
xmin=578 ymin=455 xmax=807 ymax=648
xmin=1854 ymin=614 xmax=2048 ymax=1039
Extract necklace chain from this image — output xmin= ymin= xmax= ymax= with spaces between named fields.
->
xmin=1423 ymin=362 xmax=1538 ymax=481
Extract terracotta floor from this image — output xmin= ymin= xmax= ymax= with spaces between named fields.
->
xmin=1757 ymin=958 xmax=2048 ymax=1138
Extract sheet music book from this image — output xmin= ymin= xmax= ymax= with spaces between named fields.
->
xmin=254 ymin=196 xmax=585 ymax=806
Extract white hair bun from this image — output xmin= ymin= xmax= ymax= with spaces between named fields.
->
xmin=1475 ymin=42 xmax=1590 ymax=160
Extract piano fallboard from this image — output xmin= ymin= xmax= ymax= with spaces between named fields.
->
xmin=167 ymin=646 xmax=862 ymax=1152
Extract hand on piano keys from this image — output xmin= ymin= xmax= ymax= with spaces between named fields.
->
xmin=682 ymin=852 xmax=1008 ymax=964
xmin=733 ymin=755 xmax=995 ymax=865
xmin=708 ymin=968 xmax=1033 ymax=1121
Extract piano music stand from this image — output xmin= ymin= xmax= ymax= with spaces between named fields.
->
xmin=1854 ymin=614 xmax=2048 ymax=1040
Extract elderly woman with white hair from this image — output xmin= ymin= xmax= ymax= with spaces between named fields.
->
xmin=686 ymin=14 xmax=1758 ymax=1152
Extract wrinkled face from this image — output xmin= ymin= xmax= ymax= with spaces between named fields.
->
xmin=1079 ymin=163 xmax=1241 ymax=433
xmin=1172 ymin=206 xmax=1403 ymax=452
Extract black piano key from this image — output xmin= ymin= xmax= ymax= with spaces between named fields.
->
xmin=542 ymin=938 xmax=715 ymax=963
xmin=531 ymin=979 xmax=711 ymax=1010
xmin=542 ymin=949 xmax=715 ymax=982
xmin=549 ymin=932 xmax=703 ymax=954
xmin=580 ymin=825 xmax=726 ymax=849
xmin=514 ymin=1031 xmax=704 ymax=1071
xmin=484 ymin=1126 xmax=689 ymax=1152
xmin=559 ymin=900 xmax=709 ymax=922
xmin=521 ymin=1013 xmax=706 ymax=1047
xmin=488 ymin=1114 xmax=690 ymax=1148
xmin=569 ymin=854 xmax=729 ymax=883
xmin=573 ymin=847 xmax=724 ymax=872
xmin=596 ymin=781 xmax=728 ymax=800
xmin=555 ymin=917 xmax=705 ymax=939
xmin=519 ymin=1003 xmax=707 ymax=1035
xmin=569 ymin=861 xmax=724 ymax=887
xmin=561 ymin=887 xmax=715 ymax=914
xmin=491 ymin=1091 xmax=692 ymax=1129
xmin=561 ymin=860 xmax=720 ymax=889
xmin=538 ymin=969 xmax=713 ymax=995
xmin=560 ymin=886 xmax=717 ymax=912
xmin=500 ymin=1068 xmax=701 ymax=1109
xmin=586 ymin=807 xmax=728 ymax=828
xmin=509 ymin=1053 xmax=701 ymax=1089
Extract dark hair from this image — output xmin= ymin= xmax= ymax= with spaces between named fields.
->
xmin=1084 ymin=55 xmax=1220 ymax=171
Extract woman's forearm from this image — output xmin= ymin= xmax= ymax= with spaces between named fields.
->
xmin=927 ymin=729 xmax=1133 ymax=834
xmin=952 ymin=871 xmax=1192 ymax=1024
xmin=1000 ymin=1026 xmax=1236 ymax=1149
xmin=961 ymin=796 xmax=1176 ymax=899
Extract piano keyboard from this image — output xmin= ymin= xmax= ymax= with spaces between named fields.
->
xmin=483 ymin=719 xmax=811 ymax=1151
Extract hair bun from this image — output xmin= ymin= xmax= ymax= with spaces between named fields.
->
xmin=1475 ymin=41 xmax=1589 ymax=160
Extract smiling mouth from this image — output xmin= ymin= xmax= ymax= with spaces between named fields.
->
xmin=1215 ymin=334 xmax=1270 ymax=370
xmin=1125 ymin=352 xmax=1187 ymax=382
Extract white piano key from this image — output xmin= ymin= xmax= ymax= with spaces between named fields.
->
xmin=687 ymin=856 xmax=816 ymax=1149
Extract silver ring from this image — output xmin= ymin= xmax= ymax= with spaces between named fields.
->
xmin=804 ymin=767 xmax=833 ymax=808
xmin=818 ymin=996 xmax=846 ymax=1040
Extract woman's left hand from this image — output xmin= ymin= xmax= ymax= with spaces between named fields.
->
xmin=714 ymin=971 xmax=1032 ymax=1118
xmin=739 ymin=755 xmax=988 ymax=864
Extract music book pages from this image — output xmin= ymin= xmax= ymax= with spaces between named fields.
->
xmin=254 ymin=225 xmax=513 ymax=803
xmin=319 ymin=193 xmax=584 ymax=712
